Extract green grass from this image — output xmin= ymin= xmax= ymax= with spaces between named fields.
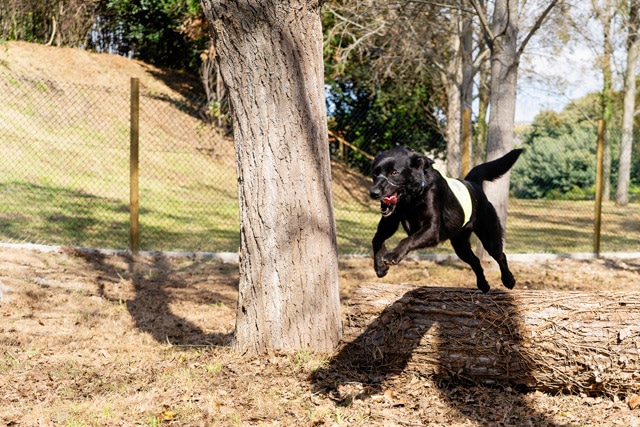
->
xmin=507 ymin=198 xmax=640 ymax=254
xmin=333 ymin=196 xmax=640 ymax=255
xmin=1 ymin=72 xmax=639 ymax=255
xmin=0 ymin=76 xmax=240 ymax=252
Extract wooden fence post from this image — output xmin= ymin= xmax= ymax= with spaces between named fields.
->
xmin=594 ymin=119 xmax=605 ymax=256
xmin=130 ymin=78 xmax=140 ymax=253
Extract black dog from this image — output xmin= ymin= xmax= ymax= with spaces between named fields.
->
xmin=369 ymin=146 xmax=523 ymax=293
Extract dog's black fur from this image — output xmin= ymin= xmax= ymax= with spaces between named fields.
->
xmin=369 ymin=146 xmax=523 ymax=293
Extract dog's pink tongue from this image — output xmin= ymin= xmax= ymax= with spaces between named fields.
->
xmin=382 ymin=194 xmax=397 ymax=205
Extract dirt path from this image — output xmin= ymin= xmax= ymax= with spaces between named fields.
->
xmin=1 ymin=246 xmax=639 ymax=426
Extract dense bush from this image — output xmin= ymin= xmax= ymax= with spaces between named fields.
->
xmin=511 ymin=124 xmax=597 ymax=199
xmin=511 ymin=92 xmax=640 ymax=201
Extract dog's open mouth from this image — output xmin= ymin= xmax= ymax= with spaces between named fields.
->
xmin=380 ymin=194 xmax=398 ymax=217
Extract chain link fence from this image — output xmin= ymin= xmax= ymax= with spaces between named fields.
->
xmin=0 ymin=71 xmax=238 ymax=252
xmin=1 ymin=70 xmax=639 ymax=256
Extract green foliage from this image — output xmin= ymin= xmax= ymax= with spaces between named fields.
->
xmin=93 ymin=0 xmax=207 ymax=72
xmin=1 ymin=0 xmax=208 ymax=74
xmin=323 ymin=11 xmax=445 ymax=173
xmin=512 ymin=111 xmax=597 ymax=199
xmin=512 ymin=97 xmax=640 ymax=200
xmin=327 ymin=77 xmax=445 ymax=173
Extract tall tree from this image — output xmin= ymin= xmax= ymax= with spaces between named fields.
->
xmin=470 ymin=0 xmax=560 ymax=255
xmin=474 ymin=6 xmax=491 ymax=167
xmin=444 ymin=6 xmax=464 ymax=177
xmin=323 ymin=1 xmax=470 ymax=170
xmin=593 ymin=0 xmax=617 ymax=201
xmin=442 ymin=2 xmax=488 ymax=178
xmin=200 ymin=0 xmax=342 ymax=355
xmin=616 ymin=0 xmax=640 ymax=206
xmin=564 ymin=1 xmax=623 ymax=202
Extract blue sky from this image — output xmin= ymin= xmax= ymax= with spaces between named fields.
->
xmin=515 ymin=44 xmax=603 ymax=123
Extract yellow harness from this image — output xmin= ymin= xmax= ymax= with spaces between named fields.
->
xmin=443 ymin=175 xmax=473 ymax=226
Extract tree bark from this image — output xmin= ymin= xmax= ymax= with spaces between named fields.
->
xmin=475 ymin=0 xmax=519 ymax=260
xmin=460 ymin=10 xmax=475 ymax=174
xmin=616 ymin=0 xmax=640 ymax=207
xmin=594 ymin=0 xmax=616 ymax=202
xmin=474 ymin=38 xmax=490 ymax=168
xmin=484 ymin=0 xmax=519 ymax=228
xmin=201 ymin=0 xmax=342 ymax=354
xmin=472 ymin=0 xmax=559 ymax=259
xmin=340 ymin=282 xmax=640 ymax=396
xmin=445 ymin=72 xmax=462 ymax=178
xmin=444 ymin=9 xmax=463 ymax=179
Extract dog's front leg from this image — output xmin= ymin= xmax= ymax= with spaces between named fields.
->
xmin=372 ymin=216 xmax=400 ymax=277
xmin=382 ymin=220 xmax=440 ymax=267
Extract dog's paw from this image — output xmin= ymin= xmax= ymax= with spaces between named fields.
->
xmin=375 ymin=266 xmax=389 ymax=278
xmin=382 ymin=252 xmax=401 ymax=266
xmin=374 ymin=259 xmax=389 ymax=278
xmin=477 ymin=279 xmax=490 ymax=294
xmin=502 ymin=273 xmax=516 ymax=290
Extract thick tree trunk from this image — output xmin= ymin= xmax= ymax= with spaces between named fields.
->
xmin=484 ymin=0 xmax=518 ymax=227
xmin=341 ymin=282 xmax=640 ymax=396
xmin=201 ymin=0 xmax=342 ymax=354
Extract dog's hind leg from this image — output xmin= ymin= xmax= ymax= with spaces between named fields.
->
xmin=450 ymin=231 xmax=491 ymax=293
xmin=474 ymin=225 xmax=516 ymax=290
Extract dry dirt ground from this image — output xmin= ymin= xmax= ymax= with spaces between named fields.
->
xmin=1 ymin=245 xmax=640 ymax=426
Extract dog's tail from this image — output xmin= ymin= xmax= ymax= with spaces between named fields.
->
xmin=464 ymin=149 xmax=523 ymax=184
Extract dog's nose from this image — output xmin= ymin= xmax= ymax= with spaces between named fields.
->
xmin=370 ymin=187 xmax=381 ymax=199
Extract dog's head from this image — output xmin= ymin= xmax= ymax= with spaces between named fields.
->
xmin=369 ymin=146 xmax=434 ymax=217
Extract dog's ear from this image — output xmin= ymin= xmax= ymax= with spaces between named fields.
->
xmin=410 ymin=153 xmax=433 ymax=170
xmin=424 ymin=156 xmax=435 ymax=169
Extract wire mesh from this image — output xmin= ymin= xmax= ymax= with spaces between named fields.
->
xmin=1 ymin=70 xmax=639 ymax=255
xmin=0 ymin=71 xmax=239 ymax=252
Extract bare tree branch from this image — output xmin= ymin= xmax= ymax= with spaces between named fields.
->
xmin=467 ymin=0 xmax=494 ymax=48
xmin=517 ymin=0 xmax=562 ymax=57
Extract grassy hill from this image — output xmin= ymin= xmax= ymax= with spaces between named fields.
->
xmin=0 ymin=41 xmax=201 ymax=97
xmin=0 ymin=41 xmax=380 ymax=253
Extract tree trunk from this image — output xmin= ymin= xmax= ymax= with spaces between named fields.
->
xmin=201 ymin=0 xmax=342 ymax=354
xmin=477 ymin=0 xmax=519 ymax=260
xmin=616 ymin=1 xmax=640 ymax=207
xmin=461 ymin=10 xmax=474 ymax=175
xmin=474 ymin=42 xmax=490 ymax=168
xmin=445 ymin=77 xmax=462 ymax=178
xmin=595 ymin=0 xmax=616 ymax=202
xmin=444 ymin=8 xmax=462 ymax=178
xmin=341 ymin=282 xmax=640 ymax=396
xmin=485 ymin=0 xmax=518 ymax=222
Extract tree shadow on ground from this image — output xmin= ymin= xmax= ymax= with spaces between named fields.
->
xmin=312 ymin=285 xmax=562 ymax=426
xmin=83 ymin=249 xmax=235 ymax=347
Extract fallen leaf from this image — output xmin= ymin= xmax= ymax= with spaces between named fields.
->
xmin=629 ymin=394 xmax=640 ymax=410
xmin=157 ymin=409 xmax=176 ymax=422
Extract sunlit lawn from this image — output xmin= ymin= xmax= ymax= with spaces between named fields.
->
xmin=1 ymin=75 xmax=638 ymax=255
xmin=334 ymin=197 xmax=640 ymax=255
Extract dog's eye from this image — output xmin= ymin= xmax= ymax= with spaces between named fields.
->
xmin=390 ymin=170 xmax=398 ymax=177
